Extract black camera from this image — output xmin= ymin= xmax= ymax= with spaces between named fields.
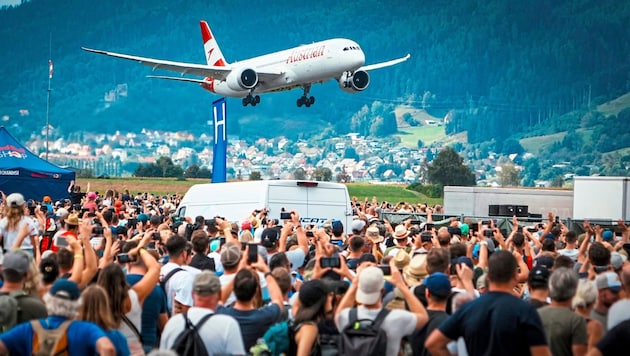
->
xmin=280 ymin=212 xmax=292 ymax=220
xmin=484 ymin=229 xmax=494 ymax=237
xmin=320 ymin=256 xmax=341 ymax=268
xmin=117 ymin=253 xmax=136 ymax=264
xmin=421 ymin=232 xmax=433 ymax=242
xmin=377 ymin=265 xmax=391 ymax=275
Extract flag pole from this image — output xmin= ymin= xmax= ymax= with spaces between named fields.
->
xmin=45 ymin=33 xmax=52 ymax=161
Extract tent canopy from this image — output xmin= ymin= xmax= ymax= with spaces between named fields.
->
xmin=0 ymin=126 xmax=75 ymax=202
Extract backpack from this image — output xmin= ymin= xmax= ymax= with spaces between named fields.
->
xmin=251 ymin=320 xmax=322 ymax=356
xmin=30 ymin=319 xmax=72 ymax=356
xmin=338 ymin=308 xmax=390 ymax=356
xmin=171 ymin=310 xmax=214 ymax=356
xmin=0 ymin=290 xmax=28 ymax=332
xmin=160 ymin=267 xmax=184 ymax=316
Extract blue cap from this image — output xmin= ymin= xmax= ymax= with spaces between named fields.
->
xmin=50 ymin=279 xmax=80 ymax=301
xmin=602 ymin=230 xmax=614 ymax=242
xmin=424 ymin=272 xmax=451 ymax=298
xmin=452 ymin=256 xmax=474 ymax=270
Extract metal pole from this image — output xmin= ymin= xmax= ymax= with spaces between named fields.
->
xmin=46 ymin=33 xmax=51 ymax=161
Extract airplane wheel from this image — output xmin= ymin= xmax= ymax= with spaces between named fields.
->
xmin=242 ymin=97 xmax=249 ymax=106
xmin=305 ymin=102 xmax=311 ymax=108
xmin=297 ymin=97 xmax=303 ymax=107
xmin=254 ymin=95 xmax=261 ymax=104
xmin=309 ymin=96 xmax=315 ymax=105
xmin=251 ymin=100 xmax=257 ymax=107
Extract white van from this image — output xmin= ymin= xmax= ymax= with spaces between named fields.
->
xmin=175 ymin=180 xmax=353 ymax=227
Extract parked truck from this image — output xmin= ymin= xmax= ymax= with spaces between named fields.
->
xmin=443 ymin=186 xmax=574 ymax=218
xmin=572 ymin=176 xmax=630 ymax=221
xmin=175 ymin=180 xmax=353 ymax=227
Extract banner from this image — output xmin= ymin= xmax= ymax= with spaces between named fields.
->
xmin=211 ymin=98 xmax=227 ymax=183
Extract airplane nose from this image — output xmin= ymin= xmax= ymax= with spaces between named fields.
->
xmin=354 ymin=50 xmax=365 ymax=68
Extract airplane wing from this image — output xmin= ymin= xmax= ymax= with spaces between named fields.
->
xmin=82 ymin=47 xmax=233 ymax=80
xmin=146 ymin=75 xmax=212 ymax=84
xmin=358 ymin=54 xmax=411 ymax=72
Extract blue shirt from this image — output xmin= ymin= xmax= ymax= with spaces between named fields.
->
xmin=0 ymin=316 xmax=106 ymax=355
xmin=104 ymin=329 xmax=131 ymax=356
xmin=126 ymin=274 xmax=168 ymax=349
xmin=217 ymin=303 xmax=281 ymax=350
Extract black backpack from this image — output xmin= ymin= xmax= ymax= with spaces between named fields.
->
xmin=338 ymin=308 xmax=390 ymax=356
xmin=171 ymin=310 xmax=214 ymax=356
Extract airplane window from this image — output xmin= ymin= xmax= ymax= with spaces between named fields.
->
xmin=343 ymin=47 xmax=348 ymax=51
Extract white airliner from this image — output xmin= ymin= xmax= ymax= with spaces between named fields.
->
xmin=83 ymin=21 xmax=410 ymax=107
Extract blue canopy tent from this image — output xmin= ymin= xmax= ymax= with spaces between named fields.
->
xmin=0 ymin=126 xmax=75 ymax=202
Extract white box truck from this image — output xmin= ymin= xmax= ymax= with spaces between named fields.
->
xmin=175 ymin=180 xmax=353 ymax=227
xmin=444 ymin=186 xmax=574 ymax=218
xmin=573 ymin=176 xmax=630 ymax=221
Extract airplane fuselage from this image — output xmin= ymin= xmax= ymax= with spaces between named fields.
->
xmin=205 ymin=38 xmax=365 ymax=97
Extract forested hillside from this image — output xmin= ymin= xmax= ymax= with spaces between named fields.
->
xmin=1 ymin=0 xmax=629 ymax=144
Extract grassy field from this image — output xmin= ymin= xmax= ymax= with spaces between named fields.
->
xmin=520 ymin=132 xmax=567 ymax=155
xmin=396 ymin=126 xmax=447 ymax=148
xmin=79 ymin=178 xmax=443 ymax=205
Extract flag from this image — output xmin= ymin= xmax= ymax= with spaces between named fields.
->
xmin=211 ymin=97 xmax=227 ymax=183
xmin=49 ymin=60 xmax=53 ymax=79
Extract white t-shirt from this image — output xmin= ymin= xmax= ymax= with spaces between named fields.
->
xmin=160 ymin=306 xmax=245 ymax=355
xmin=607 ymin=299 xmax=630 ymax=330
xmin=160 ymin=262 xmax=199 ymax=313
xmin=557 ymin=248 xmax=579 ymax=262
xmin=207 ymin=251 xmax=224 ymax=274
xmin=336 ymin=306 xmax=417 ymax=356
xmin=0 ymin=216 xmax=38 ymax=251
xmin=118 ymin=289 xmax=143 ymax=356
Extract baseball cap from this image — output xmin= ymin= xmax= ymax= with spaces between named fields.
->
xmin=424 ymin=272 xmax=452 ymax=298
xmin=356 ymin=266 xmax=384 ymax=305
xmin=611 ymin=252 xmax=627 ymax=271
xmin=2 ymin=250 xmax=30 ymax=275
xmin=220 ymin=242 xmax=242 ymax=267
xmin=331 ymin=220 xmax=344 ymax=236
xmin=87 ymin=192 xmax=97 ymax=199
xmin=6 ymin=193 xmax=25 ymax=208
xmin=452 ymin=256 xmax=474 ymax=270
xmin=50 ymin=279 xmax=81 ymax=301
xmin=528 ymin=265 xmax=550 ymax=287
xmin=534 ymin=255 xmax=555 ymax=269
xmin=595 ymin=272 xmax=622 ymax=292
xmin=241 ymin=220 xmax=252 ymax=231
xmin=55 ymin=208 xmax=69 ymax=220
xmin=602 ymin=230 xmax=614 ymax=242
xmin=350 ymin=219 xmax=366 ymax=233
xmin=261 ymin=227 xmax=280 ymax=248
xmin=193 ymin=271 xmax=221 ymax=295
xmin=137 ymin=214 xmax=150 ymax=224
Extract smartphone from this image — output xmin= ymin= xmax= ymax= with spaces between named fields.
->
xmin=424 ymin=223 xmax=434 ymax=231
xmin=320 ymin=256 xmax=341 ymax=268
xmin=280 ymin=212 xmax=292 ymax=220
xmin=554 ymin=216 xmax=560 ymax=224
xmin=527 ymin=227 xmax=538 ymax=233
xmin=484 ymin=229 xmax=494 ymax=237
xmin=152 ymin=231 xmax=161 ymax=241
xmin=377 ymin=265 xmax=391 ymax=275
xmin=117 ymin=253 xmax=136 ymax=263
xmin=410 ymin=220 xmax=422 ymax=225
xmin=248 ymin=243 xmax=259 ymax=264
xmin=306 ymin=231 xmax=314 ymax=237
xmin=421 ymin=232 xmax=433 ymax=242
xmin=55 ymin=236 xmax=68 ymax=248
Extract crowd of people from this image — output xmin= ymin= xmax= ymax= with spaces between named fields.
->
xmin=0 ymin=184 xmax=628 ymax=356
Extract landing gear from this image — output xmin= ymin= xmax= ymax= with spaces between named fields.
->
xmin=242 ymin=94 xmax=260 ymax=107
xmin=296 ymin=85 xmax=315 ymax=107
xmin=297 ymin=96 xmax=315 ymax=107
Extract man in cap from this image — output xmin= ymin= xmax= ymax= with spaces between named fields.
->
xmin=0 ymin=250 xmax=47 ymax=327
xmin=335 ymin=260 xmax=429 ymax=356
xmin=410 ymin=272 xmax=452 ymax=356
xmin=160 ymin=271 xmax=245 ymax=355
xmin=590 ymin=271 xmax=622 ymax=330
xmin=426 ymin=250 xmax=549 ymax=356
xmin=0 ymin=279 xmax=115 ymax=355
xmin=261 ymin=211 xmax=308 ymax=272
xmin=527 ymin=265 xmax=551 ymax=309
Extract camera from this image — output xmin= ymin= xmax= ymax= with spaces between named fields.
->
xmin=377 ymin=265 xmax=391 ymax=275
xmin=527 ymin=227 xmax=538 ymax=233
xmin=152 ymin=231 xmax=161 ymax=241
xmin=320 ymin=256 xmax=341 ymax=268
xmin=306 ymin=231 xmax=314 ymax=238
xmin=117 ymin=253 xmax=136 ymax=264
xmin=421 ymin=232 xmax=433 ymax=243
xmin=484 ymin=229 xmax=494 ymax=237
xmin=280 ymin=212 xmax=292 ymax=220
xmin=424 ymin=223 xmax=434 ymax=231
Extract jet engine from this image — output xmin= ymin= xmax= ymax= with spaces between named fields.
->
xmin=338 ymin=70 xmax=370 ymax=93
xmin=226 ymin=68 xmax=258 ymax=90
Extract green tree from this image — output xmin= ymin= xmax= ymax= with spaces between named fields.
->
xmin=343 ymin=147 xmax=360 ymax=161
xmin=312 ymin=167 xmax=332 ymax=181
xmin=417 ymin=139 xmax=424 ymax=149
xmin=427 ymin=147 xmax=476 ymax=189
xmin=293 ymin=167 xmax=307 ymax=180
xmin=498 ymin=164 xmax=520 ymax=187
xmin=249 ymin=171 xmax=262 ymax=180
xmin=184 ymin=164 xmax=200 ymax=178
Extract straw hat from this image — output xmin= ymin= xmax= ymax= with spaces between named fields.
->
xmin=366 ymin=226 xmax=384 ymax=243
xmin=403 ymin=254 xmax=428 ymax=286
xmin=392 ymin=249 xmax=411 ymax=270
xmin=64 ymin=213 xmax=80 ymax=226
xmin=394 ymin=225 xmax=408 ymax=239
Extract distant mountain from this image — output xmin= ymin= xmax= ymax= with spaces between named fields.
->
xmin=1 ymin=0 xmax=630 ymax=146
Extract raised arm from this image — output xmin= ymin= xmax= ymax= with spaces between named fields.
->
xmin=129 ymin=231 xmax=161 ymax=304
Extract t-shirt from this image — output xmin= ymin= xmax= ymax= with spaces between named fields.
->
xmin=606 ymin=299 xmax=630 ymax=331
xmin=104 ymin=329 xmax=131 ymax=356
xmin=126 ymin=274 xmax=168 ymax=350
xmin=438 ymin=291 xmax=547 ymax=356
xmin=0 ymin=216 xmax=38 ymax=251
xmin=0 ymin=316 xmax=106 ymax=355
xmin=538 ymin=306 xmax=587 ymax=356
xmin=595 ymin=318 xmax=630 ymax=354
xmin=336 ymin=306 xmax=417 ymax=356
xmin=411 ymin=309 xmax=449 ymax=356
xmin=219 ymin=272 xmax=269 ymax=305
xmin=590 ymin=308 xmax=608 ymax=331
xmin=160 ymin=263 xmax=198 ymax=313
xmin=217 ymin=303 xmax=281 ymax=350
xmin=160 ymin=307 xmax=245 ymax=355
xmin=117 ymin=290 xmax=143 ymax=356
xmin=529 ymin=298 xmax=549 ymax=309
xmin=557 ymin=248 xmax=579 ymax=261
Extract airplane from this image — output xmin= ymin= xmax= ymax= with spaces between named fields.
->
xmin=82 ymin=21 xmax=410 ymax=108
